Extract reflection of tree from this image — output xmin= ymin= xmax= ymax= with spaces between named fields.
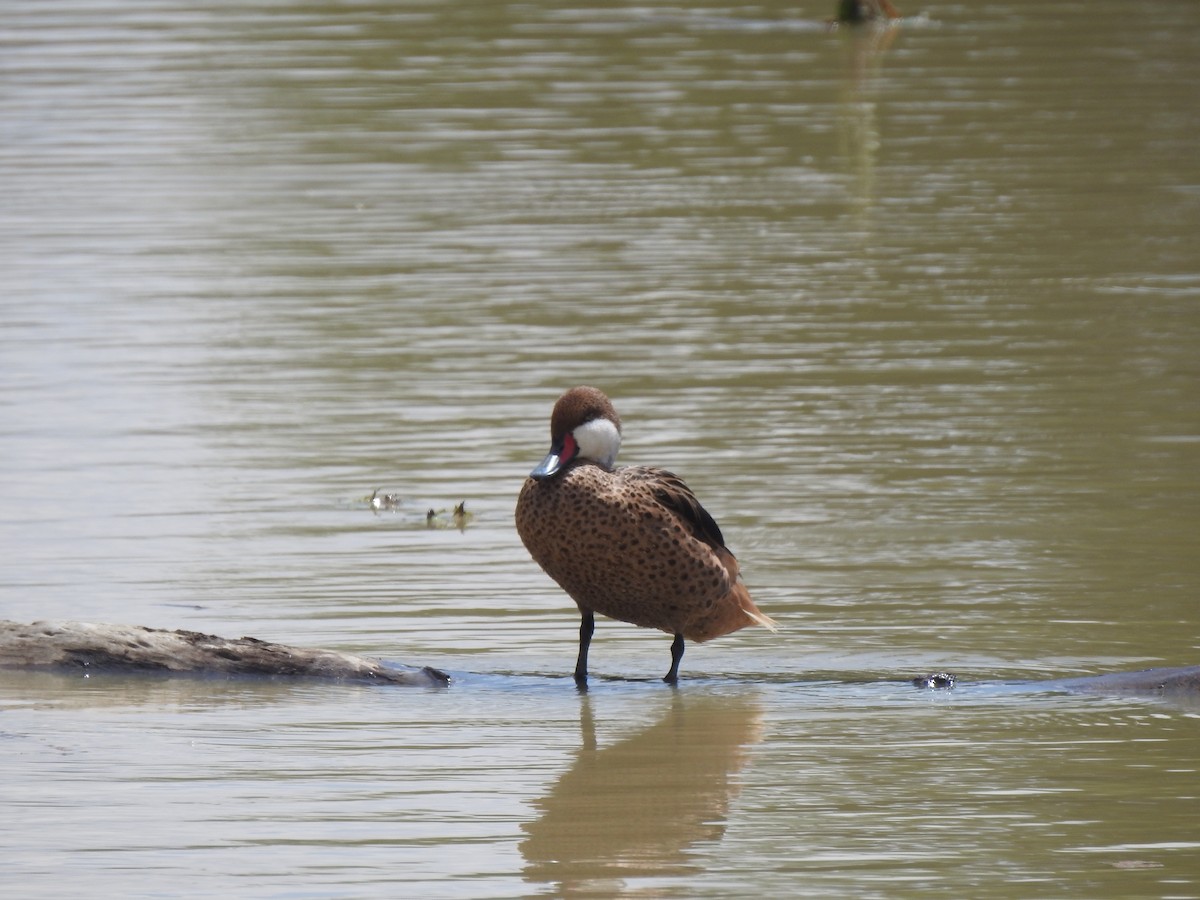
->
xmin=521 ymin=692 xmax=764 ymax=895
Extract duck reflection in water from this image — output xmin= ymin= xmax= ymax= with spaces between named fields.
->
xmin=521 ymin=692 xmax=764 ymax=895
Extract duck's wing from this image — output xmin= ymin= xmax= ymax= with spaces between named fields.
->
xmin=622 ymin=465 xmax=728 ymax=552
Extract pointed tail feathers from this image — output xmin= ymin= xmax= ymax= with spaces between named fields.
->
xmin=742 ymin=604 xmax=779 ymax=632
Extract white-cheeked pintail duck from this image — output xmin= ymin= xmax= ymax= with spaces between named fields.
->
xmin=515 ymin=386 xmax=777 ymax=685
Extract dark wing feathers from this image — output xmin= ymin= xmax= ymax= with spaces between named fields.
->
xmin=623 ymin=465 xmax=728 ymax=551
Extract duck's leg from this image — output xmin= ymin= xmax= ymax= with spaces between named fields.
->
xmin=664 ymin=633 xmax=685 ymax=684
xmin=574 ymin=612 xmax=595 ymax=685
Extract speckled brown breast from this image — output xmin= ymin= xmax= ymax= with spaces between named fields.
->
xmin=515 ymin=461 xmax=749 ymax=641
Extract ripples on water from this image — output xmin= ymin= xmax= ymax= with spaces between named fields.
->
xmin=2 ymin=0 xmax=1199 ymax=896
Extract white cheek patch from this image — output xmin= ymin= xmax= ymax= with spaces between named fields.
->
xmin=572 ymin=418 xmax=622 ymax=468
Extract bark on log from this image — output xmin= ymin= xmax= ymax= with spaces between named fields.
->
xmin=0 ymin=620 xmax=448 ymax=687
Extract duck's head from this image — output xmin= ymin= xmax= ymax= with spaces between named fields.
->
xmin=529 ymin=385 xmax=623 ymax=480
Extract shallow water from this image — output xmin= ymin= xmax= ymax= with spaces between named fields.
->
xmin=2 ymin=0 xmax=1199 ymax=896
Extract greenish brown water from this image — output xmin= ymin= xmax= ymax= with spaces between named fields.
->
xmin=2 ymin=1 xmax=1198 ymax=896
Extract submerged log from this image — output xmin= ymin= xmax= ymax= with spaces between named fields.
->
xmin=913 ymin=665 xmax=1200 ymax=704
xmin=5 ymin=620 xmax=1195 ymax=700
xmin=1053 ymin=665 xmax=1200 ymax=699
xmin=0 ymin=620 xmax=448 ymax=687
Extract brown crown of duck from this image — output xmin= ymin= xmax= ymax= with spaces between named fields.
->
xmin=551 ymin=386 xmax=620 ymax=448
xmin=515 ymin=385 xmax=777 ymax=685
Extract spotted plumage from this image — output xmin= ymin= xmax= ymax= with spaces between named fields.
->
xmin=515 ymin=386 xmax=777 ymax=684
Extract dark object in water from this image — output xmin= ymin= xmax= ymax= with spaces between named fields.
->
xmin=836 ymin=0 xmax=901 ymax=22
xmin=0 ymin=620 xmax=448 ymax=686
xmin=427 ymin=501 xmax=473 ymax=530
xmin=913 ymin=671 xmax=957 ymax=690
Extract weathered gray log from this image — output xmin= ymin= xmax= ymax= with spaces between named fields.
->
xmin=0 ymin=620 xmax=448 ymax=686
